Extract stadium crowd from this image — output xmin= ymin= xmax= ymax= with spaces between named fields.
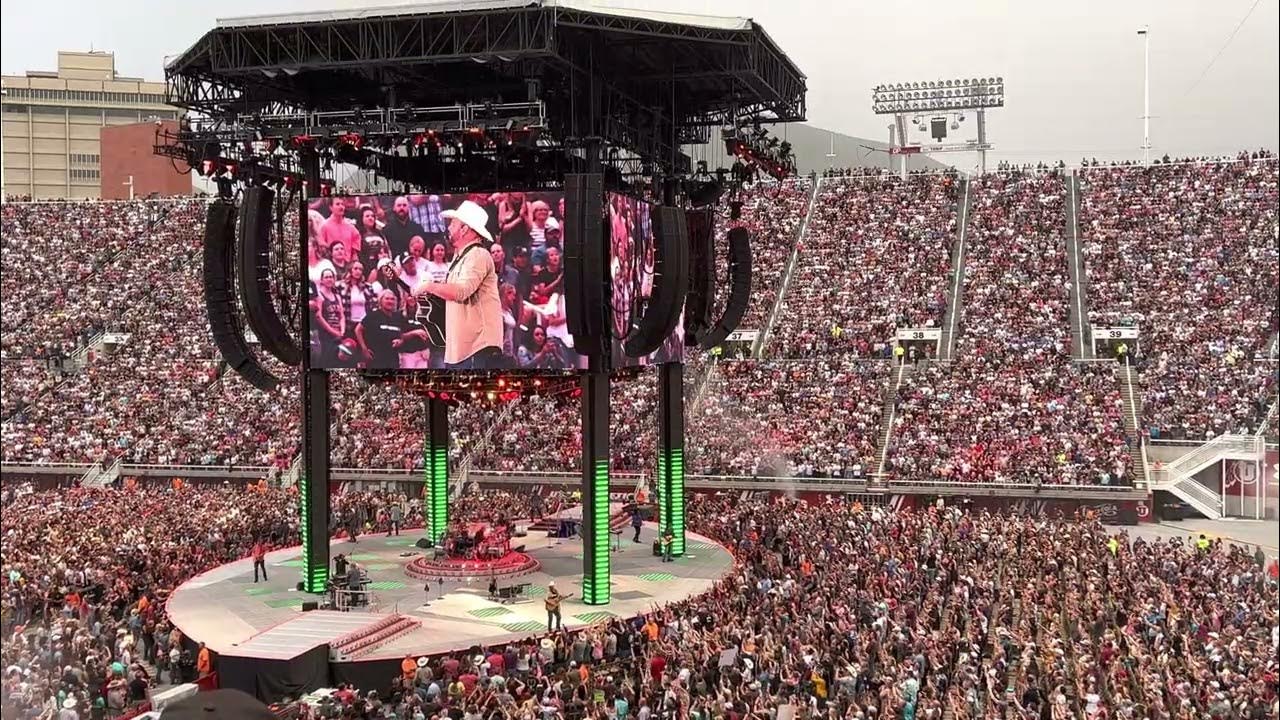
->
xmin=1 ymin=153 xmax=1275 ymax=482
xmin=885 ymin=360 xmax=1131 ymax=485
xmin=361 ymin=494 xmax=1278 ymax=720
xmin=1080 ymin=154 xmax=1279 ymax=439
xmin=0 ymin=482 xmax=299 ymax=719
xmin=0 ymin=476 xmax=1276 ymax=719
xmin=709 ymin=179 xmax=812 ymax=334
xmin=884 ymin=170 xmax=1131 ymax=486
xmin=688 ymin=360 xmax=888 ymax=478
xmin=770 ymin=172 xmax=958 ymax=358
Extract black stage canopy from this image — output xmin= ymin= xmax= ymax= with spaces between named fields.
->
xmin=165 ymin=0 xmax=806 ymax=175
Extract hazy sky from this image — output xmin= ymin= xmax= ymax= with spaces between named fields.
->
xmin=3 ymin=0 xmax=1276 ymax=167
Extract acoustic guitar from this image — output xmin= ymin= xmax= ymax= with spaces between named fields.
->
xmin=416 ymin=295 xmax=447 ymax=347
xmin=412 ymin=243 xmax=488 ymax=347
xmin=545 ymin=591 xmax=573 ymax=612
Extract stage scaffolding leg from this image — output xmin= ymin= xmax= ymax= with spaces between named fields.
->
xmin=658 ymin=362 xmax=686 ymax=557
xmin=580 ymin=369 xmax=611 ymax=605
xmin=298 ymin=151 xmax=329 ymax=593
xmin=424 ymin=397 xmax=450 ymax=544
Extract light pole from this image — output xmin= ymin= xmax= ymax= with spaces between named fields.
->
xmin=1138 ymin=26 xmax=1151 ymax=166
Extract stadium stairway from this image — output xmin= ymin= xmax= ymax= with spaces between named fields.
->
xmin=872 ymin=362 xmax=912 ymax=478
xmin=1065 ymin=172 xmax=1094 ymax=360
xmin=1117 ymin=362 xmax=1150 ymax=486
xmin=756 ymin=175 xmax=821 ymax=357
xmin=938 ymin=178 xmax=973 ymax=361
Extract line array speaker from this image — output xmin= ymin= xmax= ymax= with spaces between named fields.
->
xmin=203 ymin=200 xmax=282 ymax=392
xmin=623 ymin=205 xmax=689 ymax=358
xmin=698 ymin=226 xmax=752 ymax=350
xmin=563 ymin=173 xmax=607 ymax=357
xmin=683 ymin=208 xmax=715 ymax=345
xmin=237 ymin=185 xmax=303 ymax=366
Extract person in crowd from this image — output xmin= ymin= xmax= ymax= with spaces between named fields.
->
xmin=383 ymin=196 xmax=428 ymax=258
xmin=425 ymin=241 xmax=451 ymax=284
xmin=357 ymin=204 xmax=389 ymax=271
xmin=357 ymin=290 xmax=414 ymax=369
xmin=318 ymin=196 xmax=361 ymax=263
xmin=338 ymin=261 xmax=375 ymax=335
xmin=398 ymin=236 xmax=431 ymax=290
xmin=312 ymin=267 xmax=346 ymax=365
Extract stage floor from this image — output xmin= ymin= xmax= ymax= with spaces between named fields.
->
xmin=167 ymin=519 xmax=734 ymax=660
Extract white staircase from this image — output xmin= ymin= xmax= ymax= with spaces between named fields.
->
xmin=78 ymin=462 xmax=105 ymax=488
xmin=99 ymin=457 xmax=123 ymax=488
xmin=1149 ymin=433 xmax=1265 ymax=519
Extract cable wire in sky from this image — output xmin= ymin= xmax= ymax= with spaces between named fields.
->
xmin=1181 ymin=0 xmax=1265 ymax=99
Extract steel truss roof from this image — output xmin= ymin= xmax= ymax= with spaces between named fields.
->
xmin=165 ymin=1 xmax=806 ymax=176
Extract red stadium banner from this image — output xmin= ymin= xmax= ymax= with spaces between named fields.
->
xmin=889 ymin=146 xmax=922 ymax=155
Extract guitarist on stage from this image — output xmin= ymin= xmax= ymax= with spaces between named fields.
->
xmin=413 ymin=200 xmax=505 ymax=370
xmin=545 ymin=580 xmax=568 ymax=632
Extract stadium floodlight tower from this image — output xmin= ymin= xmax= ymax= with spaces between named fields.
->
xmin=871 ymin=78 xmax=1004 ymax=177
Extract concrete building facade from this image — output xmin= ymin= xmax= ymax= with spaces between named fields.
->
xmin=1 ymin=51 xmax=182 ymax=200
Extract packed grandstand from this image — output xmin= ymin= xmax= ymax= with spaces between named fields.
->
xmin=3 ymin=154 xmax=1276 ymax=476
xmin=1 ymin=152 xmax=1278 ymax=719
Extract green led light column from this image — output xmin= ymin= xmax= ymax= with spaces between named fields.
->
xmin=424 ymin=398 xmax=450 ymax=544
xmin=297 ymin=168 xmax=330 ymax=594
xmin=580 ymin=370 xmax=611 ymax=604
xmin=658 ymin=362 xmax=686 ymax=556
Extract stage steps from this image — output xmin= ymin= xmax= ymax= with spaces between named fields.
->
xmin=330 ymin=614 xmax=421 ymax=661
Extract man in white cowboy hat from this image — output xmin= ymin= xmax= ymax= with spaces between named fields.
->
xmin=413 ymin=199 xmax=504 ymax=369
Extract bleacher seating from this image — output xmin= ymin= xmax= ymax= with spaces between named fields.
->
xmin=770 ymin=170 xmax=958 ymax=358
xmin=1079 ymin=155 xmax=1279 ymax=439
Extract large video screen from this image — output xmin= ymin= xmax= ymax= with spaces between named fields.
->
xmin=607 ymin=192 xmax=684 ymax=367
xmin=308 ymin=191 xmax=589 ymax=370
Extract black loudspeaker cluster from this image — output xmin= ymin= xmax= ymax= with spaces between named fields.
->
xmin=622 ymin=206 xmax=689 ymax=358
xmin=563 ymin=174 xmax=608 ymax=358
xmin=237 ymin=186 xmax=303 ymax=366
xmin=698 ymin=226 xmax=752 ymax=349
xmin=682 ymin=208 xmax=716 ymax=346
xmin=202 ymin=200 xmax=283 ymax=392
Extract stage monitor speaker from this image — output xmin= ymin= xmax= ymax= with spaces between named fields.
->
xmin=203 ymin=200 xmax=282 ymax=392
xmin=301 ymin=601 xmax=319 ymax=612
xmin=623 ymin=205 xmax=689 ymax=357
xmin=563 ymin=173 xmax=606 ymax=356
xmin=415 ymin=538 xmax=434 ymax=549
xmin=699 ymin=226 xmax=752 ymax=349
xmin=683 ymin=208 xmax=715 ymax=345
xmin=237 ymin=185 xmax=303 ymax=366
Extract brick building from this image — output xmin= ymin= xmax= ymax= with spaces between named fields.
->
xmin=99 ymin=120 xmax=191 ymax=199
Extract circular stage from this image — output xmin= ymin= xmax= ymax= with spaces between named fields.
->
xmin=404 ymin=549 xmax=541 ymax=580
xmin=166 ymin=516 xmax=734 ymax=662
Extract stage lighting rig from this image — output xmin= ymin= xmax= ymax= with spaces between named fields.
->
xmin=721 ymin=125 xmax=794 ymax=181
